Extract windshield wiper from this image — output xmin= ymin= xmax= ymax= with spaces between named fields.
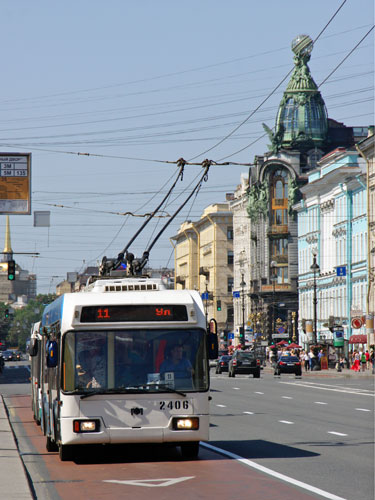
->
xmin=152 ymin=383 xmax=186 ymax=397
xmin=79 ymin=384 xmax=187 ymax=399
xmin=79 ymin=387 xmax=149 ymax=399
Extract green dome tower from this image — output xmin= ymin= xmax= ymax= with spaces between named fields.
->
xmin=264 ymin=35 xmax=328 ymax=153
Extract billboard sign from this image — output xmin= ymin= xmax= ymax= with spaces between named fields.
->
xmin=0 ymin=153 xmax=31 ymax=214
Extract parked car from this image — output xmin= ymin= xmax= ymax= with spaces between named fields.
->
xmin=215 ymin=355 xmax=232 ymax=374
xmin=228 ymin=350 xmax=261 ymax=378
xmin=2 ymin=350 xmax=14 ymax=361
xmin=274 ymin=355 xmax=302 ymax=376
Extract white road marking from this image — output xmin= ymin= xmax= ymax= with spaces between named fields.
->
xmin=279 ymin=420 xmax=294 ymax=425
xmin=243 ymin=411 xmax=254 ymax=415
xmin=281 ymin=396 xmax=293 ymax=399
xmin=328 ymin=431 xmax=347 ymax=437
xmin=314 ymin=401 xmax=328 ymax=405
xmin=298 ymin=381 xmax=374 ymax=393
xmin=233 ymin=387 xmax=240 ymax=390
xmin=202 ymin=442 xmax=347 ymax=500
xmin=216 ymin=404 xmax=226 ymax=407
xmin=254 ymin=391 xmax=264 ymax=395
xmin=355 ymin=408 xmax=371 ymax=412
xmin=104 ymin=477 xmax=195 ymax=487
xmin=280 ymin=381 xmax=374 ymax=397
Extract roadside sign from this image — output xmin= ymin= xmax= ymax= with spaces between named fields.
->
xmin=0 ymin=153 xmax=31 ymax=215
xmin=336 ymin=266 xmax=346 ymax=277
xmin=201 ymin=292 xmax=209 ymax=300
xmin=351 ymin=317 xmax=362 ymax=329
xmin=272 ymin=333 xmax=289 ymax=338
xmin=232 ymin=291 xmax=240 ymax=298
xmin=228 ymin=333 xmax=234 ymax=340
xmin=277 ymin=326 xmax=285 ymax=334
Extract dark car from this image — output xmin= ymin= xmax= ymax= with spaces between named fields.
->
xmin=274 ymin=355 xmax=302 ymax=376
xmin=215 ymin=355 xmax=232 ymax=374
xmin=2 ymin=350 xmax=14 ymax=361
xmin=228 ymin=351 xmax=261 ymax=378
xmin=13 ymin=351 xmax=23 ymax=361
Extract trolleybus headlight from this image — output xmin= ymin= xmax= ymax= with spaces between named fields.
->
xmin=73 ymin=419 xmax=100 ymax=433
xmin=172 ymin=417 xmax=199 ymax=430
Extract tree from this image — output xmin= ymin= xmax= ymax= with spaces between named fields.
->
xmin=4 ymin=294 xmax=56 ymax=350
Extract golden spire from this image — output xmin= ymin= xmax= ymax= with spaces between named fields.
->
xmin=3 ymin=215 xmax=13 ymax=254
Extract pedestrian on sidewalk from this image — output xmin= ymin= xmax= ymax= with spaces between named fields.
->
xmin=350 ymin=351 xmax=360 ymax=372
xmin=303 ymin=350 xmax=309 ymax=371
xmin=365 ymin=350 xmax=370 ymax=370
xmin=360 ymin=351 xmax=367 ymax=372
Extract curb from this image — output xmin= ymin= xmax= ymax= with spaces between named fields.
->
xmin=0 ymin=395 xmax=33 ymax=500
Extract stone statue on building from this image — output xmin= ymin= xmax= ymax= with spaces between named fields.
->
xmin=262 ymin=123 xmax=285 ymax=154
xmin=288 ymin=176 xmax=300 ymax=216
xmin=247 ymin=179 xmax=269 ymax=221
xmin=247 ymin=183 xmax=259 ymax=221
xmin=258 ymin=179 xmax=269 ymax=216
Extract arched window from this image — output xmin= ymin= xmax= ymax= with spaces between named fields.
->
xmin=270 ymin=169 xmax=289 ymax=227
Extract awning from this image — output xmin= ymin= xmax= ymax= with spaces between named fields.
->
xmin=348 ymin=334 xmax=367 ymax=344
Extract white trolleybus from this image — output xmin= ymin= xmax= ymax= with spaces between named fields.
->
xmin=30 ymin=276 xmax=217 ymax=461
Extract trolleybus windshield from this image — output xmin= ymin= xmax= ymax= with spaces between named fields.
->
xmin=62 ymin=328 xmax=208 ymax=394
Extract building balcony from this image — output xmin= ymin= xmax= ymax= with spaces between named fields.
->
xmin=268 ymin=225 xmax=289 ymax=236
xmin=260 ymin=282 xmax=296 ymax=293
xmin=272 ymin=254 xmax=288 ymax=264
xmin=175 ymin=276 xmax=186 ymax=287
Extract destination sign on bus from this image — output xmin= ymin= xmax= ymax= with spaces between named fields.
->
xmin=80 ymin=305 xmax=188 ymax=323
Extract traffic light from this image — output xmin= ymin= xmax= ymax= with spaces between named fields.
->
xmin=216 ymin=300 xmax=222 ymax=311
xmin=4 ymin=309 xmax=9 ymax=320
xmin=7 ymin=260 xmax=16 ymax=281
xmin=288 ymin=338 xmax=292 ymax=344
xmin=239 ymin=326 xmax=245 ymax=345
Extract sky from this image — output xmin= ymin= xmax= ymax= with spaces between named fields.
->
xmin=0 ymin=0 xmax=373 ymax=294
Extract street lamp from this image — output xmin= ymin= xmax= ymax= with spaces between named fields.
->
xmin=270 ymin=261 xmax=277 ymax=344
xmin=240 ymin=273 xmax=246 ymax=346
xmin=310 ymin=249 xmax=320 ymax=347
xmin=204 ymin=279 xmax=209 ymax=327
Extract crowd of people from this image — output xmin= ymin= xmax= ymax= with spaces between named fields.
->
xmin=267 ymin=346 xmax=374 ymax=372
xmin=349 ymin=349 xmax=373 ymax=372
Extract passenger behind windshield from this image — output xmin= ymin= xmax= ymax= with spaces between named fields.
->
xmin=76 ymin=344 xmax=106 ymax=389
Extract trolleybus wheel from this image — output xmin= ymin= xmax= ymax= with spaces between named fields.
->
xmin=46 ymin=435 xmax=58 ymax=452
xmin=180 ymin=441 xmax=199 ymax=459
xmin=59 ymin=444 xmax=74 ymax=462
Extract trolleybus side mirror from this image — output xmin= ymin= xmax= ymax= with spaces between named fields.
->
xmin=207 ymin=333 xmax=218 ymax=360
xmin=46 ymin=340 xmax=58 ymax=368
xmin=29 ymin=338 xmax=38 ymax=357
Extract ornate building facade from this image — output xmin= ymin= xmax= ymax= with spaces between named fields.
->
xmin=232 ymin=35 xmax=368 ymax=345
xmin=294 ymin=147 xmax=368 ymax=351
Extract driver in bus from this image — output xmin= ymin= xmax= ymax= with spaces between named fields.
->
xmin=76 ymin=346 xmax=106 ymax=389
xmin=160 ymin=344 xmax=194 ymax=386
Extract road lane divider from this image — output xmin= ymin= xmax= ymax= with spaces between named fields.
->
xmin=201 ymin=442 xmax=347 ymax=500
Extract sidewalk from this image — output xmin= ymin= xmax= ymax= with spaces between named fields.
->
xmin=0 ymin=395 xmax=33 ymax=499
xmin=262 ymin=364 xmax=375 ymax=378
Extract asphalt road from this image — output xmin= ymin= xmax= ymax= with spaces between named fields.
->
xmin=209 ymin=369 xmax=374 ymax=500
xmin=1 ymin=362 xmax=374 ymax=500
